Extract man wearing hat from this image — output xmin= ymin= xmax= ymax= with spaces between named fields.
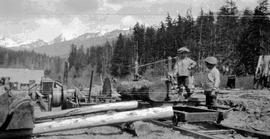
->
xmin=203 ymin=56 xmax=220 ymax=109
xmin=173 ymin=47 xmax=196 ymax=99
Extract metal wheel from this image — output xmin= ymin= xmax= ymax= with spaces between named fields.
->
xmin=172 ymin=114 xmax=179 ymax=126
xmin=52 ymin=90 xmax=62 ymax=107
xmin=61 ymin=91 xmax=68 ymax=110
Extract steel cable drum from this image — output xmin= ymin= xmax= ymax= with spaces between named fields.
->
xmin=51 ymin=89 xmax=62 ymax=107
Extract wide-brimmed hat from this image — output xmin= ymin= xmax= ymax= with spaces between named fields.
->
xmin=177 ymin=47 xmax=190 ymax=53
xmin=204 ymin=56 xmax=218 ymax=65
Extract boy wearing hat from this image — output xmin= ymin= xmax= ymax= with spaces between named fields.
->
xmin=173 ymin=47 xmax=196 ymax=99
xmin=203 ymin=56 xmax=220 ymax=109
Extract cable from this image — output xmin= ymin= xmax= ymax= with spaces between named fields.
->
xmin=0 ymin=13 xmax=269 ymax=17
xmin=199 ymin=14 xmax=270 ymax=18
xmin=131 ymin=56 xmax=177 ymax=69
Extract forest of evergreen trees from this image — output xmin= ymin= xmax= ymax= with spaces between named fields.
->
xmin=67 ymin=0 xmax=270 ymax=80
xmin=0 ymin=47 xmax=63 ymax=80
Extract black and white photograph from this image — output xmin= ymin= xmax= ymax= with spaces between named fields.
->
xmin=0 ymin=0 xmax=270 ymax=138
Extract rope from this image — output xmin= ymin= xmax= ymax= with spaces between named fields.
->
xmin=132 ymin=56 xmax=178 ymax=69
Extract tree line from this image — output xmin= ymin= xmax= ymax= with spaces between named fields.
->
xmin=0 ymin=47 xmax=63 ymax=80
xmin=67 ymin=0 xmax=270 ymax=79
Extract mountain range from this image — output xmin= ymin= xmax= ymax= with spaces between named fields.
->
xmin=1 ymin=29 xmax=131 ymax=58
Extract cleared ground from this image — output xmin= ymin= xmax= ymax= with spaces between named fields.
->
xmin=33 ymin=74 xmax=270 ymax=139
xmin=33 ymin=89 xmax=270 ymax=139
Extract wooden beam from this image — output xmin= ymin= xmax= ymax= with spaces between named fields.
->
xmin=151 ymin=120 xmax=219 ymax=139
xmin=198 ymin=129 xmax=234 ymax=135
xmin=216 ymin=124 xmax=270 ymax=139
xmin=33 ymin=106 xmax=173 ymax=135
xmin=35 ymin=101 xmax=139 ymax=121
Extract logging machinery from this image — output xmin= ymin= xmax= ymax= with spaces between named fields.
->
xmin=36 ymin=60 xmax=116 ymax=111
xmin=40 ymin=77 xmax=62 ymax=105
xmin=39 ymin=76 xmax=116 ymax=111
xmin=39 ymin=77 xmax=87 ymax=110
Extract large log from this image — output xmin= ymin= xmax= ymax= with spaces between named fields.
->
xmin=117 ymin=80 xmax=153 ymax=101
xmin=35 ymin=101 xmax=139 ymax=121
xmin=117 ymin=79 xmax=171 ymax=102
xmin=33 ymin=106 xmax=173 ymax=135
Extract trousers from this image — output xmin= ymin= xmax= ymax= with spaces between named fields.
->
xmin=204 ymin=91 xmax=217 ymax=109
xmin=177 ymin=76 xmax=190 ymax=94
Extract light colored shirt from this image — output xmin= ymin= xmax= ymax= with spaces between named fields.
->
xmin=262 ymin=62 xmax=268 ymax=77
xmin=174 ymin=57 xmax=196 ymax=76
xmin=202 ymin=67 xmax=220 ymax=91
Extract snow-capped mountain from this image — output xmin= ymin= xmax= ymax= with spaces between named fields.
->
xmin=9 ymin=39 xmax=48 ymax=51
xmin=48 ymin=34 xmax=66 ymax=45
xmin=18 ymin=39 xmax=48 ymax=49
xmin=31 ymin=29 xmax=132 ymax=57
xmin=0 ymin=37 xmax=19 ymax=47
xmin=6 ymin=29 xmax=132 ymax=57
xmin=76 ymin=32 xmax=100 ymax=41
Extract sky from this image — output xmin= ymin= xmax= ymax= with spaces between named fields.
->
xmin=0 ymin=0 xmax=259 ymax=43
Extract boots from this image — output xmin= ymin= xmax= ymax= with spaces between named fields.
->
xmin=183 ymin=88 xmax=192 ymax=99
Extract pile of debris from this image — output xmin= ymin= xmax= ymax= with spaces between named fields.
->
xmin=218 ymin=91 xmax=270 ymax=132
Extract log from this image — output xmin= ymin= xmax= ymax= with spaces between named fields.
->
xmin=33 ymin=106 xmax=173 ymax=135
xmin=193 ymin=89 xmax=250 ymax=94
xmin=35 ymin=101 xmax=139 ymax=121
xmin=117 ymin=80 xmax=153 ymax=101
xmin=117 ymin=80 xmax=153 ymax=91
